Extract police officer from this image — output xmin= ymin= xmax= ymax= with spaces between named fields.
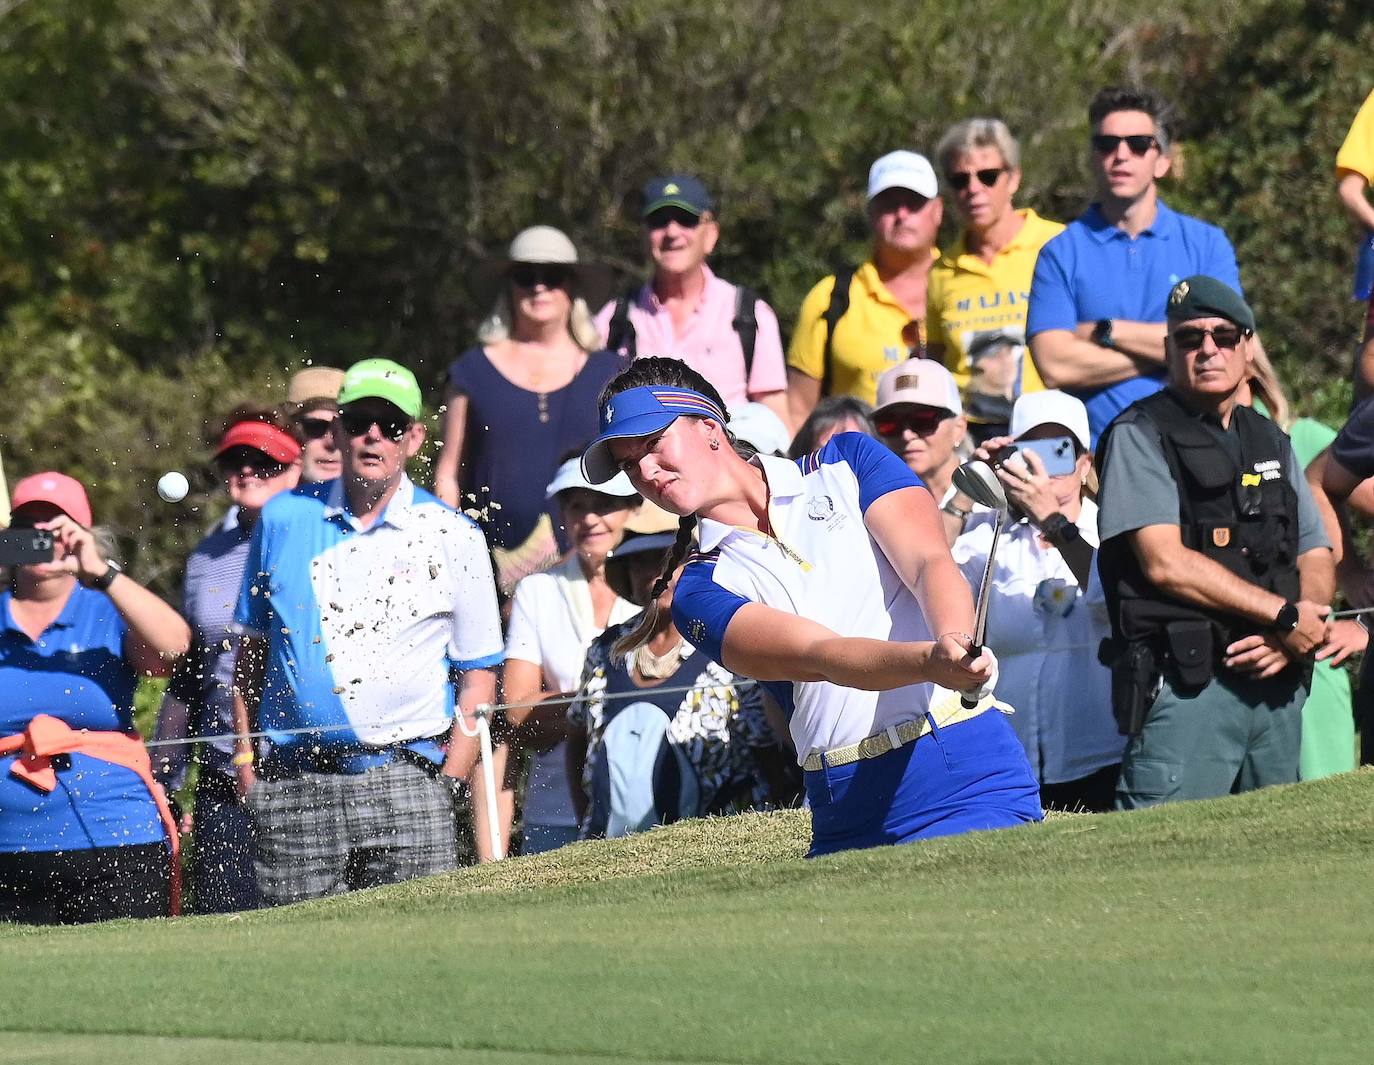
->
xmin=1095 ymin=275 xmax=1334 ymax=808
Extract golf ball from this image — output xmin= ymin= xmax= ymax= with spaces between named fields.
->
xmin=157 ymin=471 xmax=189 ymax=503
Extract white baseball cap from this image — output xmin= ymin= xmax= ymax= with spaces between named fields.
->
xmin=873 ymin=358 xmax=962 ymax=416
xmin=728 ymin=402 xmax=792 ymax=457
xmin=867 ymin=150 xmax=939 ymax=200
xmin=1010 ymin=390 xmax=1091 ymax=451
xmin=545 ymin=457 xmax=638 ymax=500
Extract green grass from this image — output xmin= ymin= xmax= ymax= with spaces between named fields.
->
xmin=4 ymin=773 xmax=1374 ymax=1064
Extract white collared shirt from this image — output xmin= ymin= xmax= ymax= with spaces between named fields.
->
xmin=672 ymin=433 xmax=934 ymax=763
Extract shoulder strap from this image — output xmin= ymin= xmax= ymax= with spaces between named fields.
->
xmin=606 ymin=290 xmax=638 ymax=359
xmin=820 ymin=266 xmax=854 ymax=397
xmin=732 ymin=286 xmax=759 ymax=383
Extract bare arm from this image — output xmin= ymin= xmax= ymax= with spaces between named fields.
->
xmin=786 ymin=369 xmax=821 ymax=433
xmin=440 ymin=666 xmax=497 ymax=783
xmin=231 ymin=635 xmax=266 ymax=799
xmin=1029 ymin=325 xmax=1163 ymax=391
xmin=1338 ymin=171 xmax=1374 ymax=231
xmin=433 ymin=388 xmax=469 ymax=509
xmin=502 ymin=657 xmax=572 ymax=752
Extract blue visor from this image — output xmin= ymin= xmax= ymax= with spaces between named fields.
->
xmin=581 ymin=385 xmax=726 ymax=485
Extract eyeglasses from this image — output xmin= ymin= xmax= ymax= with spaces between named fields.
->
xmin=644 ymin=206 xmax=703 ymax=231
xmin=339 ymin=409 xmax=412 ymax=441
xmin=216 ymin=448 xmax=289 ymax=479
xmin=1171 ymin=325 xmax=1251 ymax=351
xmin=510 ymin=264 xmax=571 ymax=290
xmin=1091 ymin=133 xmax=1160 ymax=156
xmin=947 ymin=167 xmax=1005 ymax=191
xmin=874 ymin=407 xmax=953 ymax=438
xmin=297 ymin=415 xmax=336 ymax=440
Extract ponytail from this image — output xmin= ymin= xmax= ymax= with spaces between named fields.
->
xmin=612 ymin=515 xmax=696 ymax=657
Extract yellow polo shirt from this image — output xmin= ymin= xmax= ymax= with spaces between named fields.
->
xmin=925 ymin=208 xmax=1064 ymax=399
xmin=786 ymin=257 xmax=931 ymax=404
xmin=1337 ymin=90 xmax=1374 ymax=181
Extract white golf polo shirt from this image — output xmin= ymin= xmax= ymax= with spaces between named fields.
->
xmin=672 ymin=433 xmax=934 ymax=763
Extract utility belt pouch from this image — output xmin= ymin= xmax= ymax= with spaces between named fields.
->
xmin=1164 ymin=619 xmax=1214 ymax=690
xmin=1108 ymin=639 xmax=1160 ymax=738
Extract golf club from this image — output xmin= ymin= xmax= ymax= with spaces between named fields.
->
xmin=950 ymin=460 xmax=1010 ymax=708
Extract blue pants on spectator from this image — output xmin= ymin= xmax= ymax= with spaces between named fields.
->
xmin=192 ymin=769 xmax=259 ymax=913
xmin=804 ymin=710 xmax=1042 ymax=857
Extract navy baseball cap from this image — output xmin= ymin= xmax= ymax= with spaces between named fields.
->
xmin=641 ymin=175 xmax=714 ymax=218
xmin=581 ymin=385 xmax=728 ymax=485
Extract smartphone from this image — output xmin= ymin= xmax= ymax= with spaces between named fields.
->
xmin=0 ymin=529 xmax=56 ymax=566
xmin=1014 ymin=435 xmax=1079 ymax=477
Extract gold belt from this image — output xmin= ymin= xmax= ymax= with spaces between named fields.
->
xmin=801 ymin=691 xmax=995 ymax=773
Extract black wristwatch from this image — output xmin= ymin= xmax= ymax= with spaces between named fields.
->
xmin=1092 ymin=318 xmax=1116 ymax=350
xmin=80 ymin=560 xmax=123 ymax=591
xmin=1039 ymin=512 xmax=1081 ymax=545
xmin=1273 ymin=601 xmax=1300 ymax=633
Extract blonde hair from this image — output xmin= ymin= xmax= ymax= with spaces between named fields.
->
xmin=935 ymin=117 xmax=1021 ymax=175
xmin=1247 ymin=344 xmax=1292 ymax=430
xmin=477 ymin=292 xmax=600 ymax=352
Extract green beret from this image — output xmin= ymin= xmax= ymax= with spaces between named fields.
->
xmin=1166 ymin=275 xmax=1256 ymax=332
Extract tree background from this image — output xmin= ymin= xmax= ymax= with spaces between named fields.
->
xmin=0 ymin=0 xmax=1369 ymax=594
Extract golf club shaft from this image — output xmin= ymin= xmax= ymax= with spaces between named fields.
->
xmin=962 ymin=510 xmax=1005 ymax=709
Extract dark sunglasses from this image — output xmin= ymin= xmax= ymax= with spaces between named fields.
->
xmin=947 ymin=167 xmax=1005 ymax=191
xmin=297 ymin=415 xmax=336 ymax=440
xmin=874 ymin=407 xmax=953 ymax=438
xmin=1091 ymin=133 xmax=1160 ymax=156
xmin=510 ymin=263 xmax=571 ymax=290
xmin=644 ymin=206 xmax=703 ymax=231
xmin=1171 ymin=324 xmax=1251 ymax=351
xmin=216 ymin=448 xmax=289 ymax=479
xmin=339 ymin=409 xmax=412 ymax=441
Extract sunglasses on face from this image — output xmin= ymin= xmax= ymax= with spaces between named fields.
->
xmin=874 ymin=407 xmax=952 ymax=438
xmin=1091 ymin=133 xmax=1160 ymax=156
xmin=1171 ymin=325 xmax=1251 ymax=351
xmin=947 ymin=167 xmax=1005 ymax=191
xmin=216 ymin=448 xmax=289 ymax=479
xmin=510 ymin=263 xmax=571 ymax=290
xmin=339 ymin=409 xmax=412 ymax=441
xmin=644 ymin=206 xmax=703 ymax=231
xmin=297 ymin=415 xmax=336 ymax=440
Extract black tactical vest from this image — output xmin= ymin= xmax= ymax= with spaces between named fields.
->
xmin=1097 ymin=388 xmax=1301 ymax=649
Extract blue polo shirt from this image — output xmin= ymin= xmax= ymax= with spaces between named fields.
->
xmin=235 ymin=477 xmax=505 ymax=773
xmin=0 ymin=585 xmax=163 ymax=852
xmin=1026 ymin=199 xmax=1241 ymax=444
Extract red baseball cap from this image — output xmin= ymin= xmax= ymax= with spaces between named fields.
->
xmin=11 ymin=472 xmax=93 ymax=527
xmin=214 ymin=421 xmax=303 ymax=464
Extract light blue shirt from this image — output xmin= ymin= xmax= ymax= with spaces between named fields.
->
xmin=1026 ymin=199 xmax=1242 ymax=444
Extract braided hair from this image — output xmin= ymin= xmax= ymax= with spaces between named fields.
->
xmin=603 ymin=358 xmax=731 ymax=657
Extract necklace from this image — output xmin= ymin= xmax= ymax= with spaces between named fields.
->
xmin=634 ymin=636 xmax=691 ymax=680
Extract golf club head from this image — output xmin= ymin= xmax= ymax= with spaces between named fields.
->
xmin=952 ymin=459 xmax=1009 ymax=513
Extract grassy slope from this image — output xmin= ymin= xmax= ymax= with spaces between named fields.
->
xmin=3 ymin=773 xmax=1374 ymax=1065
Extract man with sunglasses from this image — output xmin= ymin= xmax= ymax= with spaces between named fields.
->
xmin=286 ymin=366 xmax=345 ymax=483
xmin=871 ymin=358 xmax=968 ymax=530
xmin=1096 ymin=276 xmax=1333 ymax=809
xmin=926 ymin=118 xmax=1064 ymax=440
xmin=595 ymin=174 xmax=788 ymax=424
xmin=787 ymin=150 xmax=943 ymax=428
xmin=153 ymin=407 xmax=302 ymax=912
xmin=230 ymin=359 xmax=504 ymax=905
xmin=1027 ymin=86 xmax=1243 ymax=446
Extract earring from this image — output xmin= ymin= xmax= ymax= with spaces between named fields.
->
xmin=709 ymin=438 xmax=720 ymax=451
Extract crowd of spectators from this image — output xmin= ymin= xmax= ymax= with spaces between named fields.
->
xmin=4 ymin=81 xmax=1374 ymax=922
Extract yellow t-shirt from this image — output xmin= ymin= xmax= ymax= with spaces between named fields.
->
xmin=1337 ymin=90 xmax=1374 ymax=182
xmin=925 ymin=208 xmax=1064 ymax=406
xmin=786 ymin=258 xmax=930 ymax=404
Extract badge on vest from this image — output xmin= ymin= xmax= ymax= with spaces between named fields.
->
xmin=1240 ymin=472 xmax=1262 ymax=487
xmin=1212 ymin=527 xmax=1232 ymax=548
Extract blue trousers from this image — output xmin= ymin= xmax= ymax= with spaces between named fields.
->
xmin=804 ymin=710 xmax=1042 ymax=857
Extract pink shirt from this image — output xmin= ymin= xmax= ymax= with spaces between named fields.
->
xmin=594 ymin=265 xmax=787 ymax=409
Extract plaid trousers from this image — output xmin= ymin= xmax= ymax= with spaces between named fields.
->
xmin=248 ymin=759 xmax=465 ymax=907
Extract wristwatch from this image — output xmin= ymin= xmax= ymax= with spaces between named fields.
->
xmin=941 ymin=499 xmax=972 ymax=522
xmin=1039 ymin=512 xmax=1081 ymax=545
xmin=80 ymin=560 xmax=123 ymax=591
xmin=1273 ymin=601 xmax=1300 ymax=633
xmin=1092 ymin=318 xmax=1116 ymax=350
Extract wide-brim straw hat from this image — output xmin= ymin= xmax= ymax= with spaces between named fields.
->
xmin=478 ymin=225 xmax=614 ymax=308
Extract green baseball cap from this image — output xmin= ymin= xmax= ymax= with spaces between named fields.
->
xmin=336 ymin=358 xmax=423 ymax=419
xmin=1166 ymin=275 xmax=1256 ymax=332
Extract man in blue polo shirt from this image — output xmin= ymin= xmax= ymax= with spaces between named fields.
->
xmin=230 ymin=359 xmax=503 ymax=906
xmin=1027 ymin=86 xmax=1242 ymax=444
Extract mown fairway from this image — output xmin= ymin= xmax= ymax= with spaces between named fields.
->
xmin=3 ymin=772 xmax=1373 ymax=1064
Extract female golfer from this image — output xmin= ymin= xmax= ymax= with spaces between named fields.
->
xmin=581 ymin=358 xmax=1041 ymax=855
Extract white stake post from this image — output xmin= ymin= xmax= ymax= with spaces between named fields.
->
xmin=474 ymin=703 xmax=504 ymax=861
